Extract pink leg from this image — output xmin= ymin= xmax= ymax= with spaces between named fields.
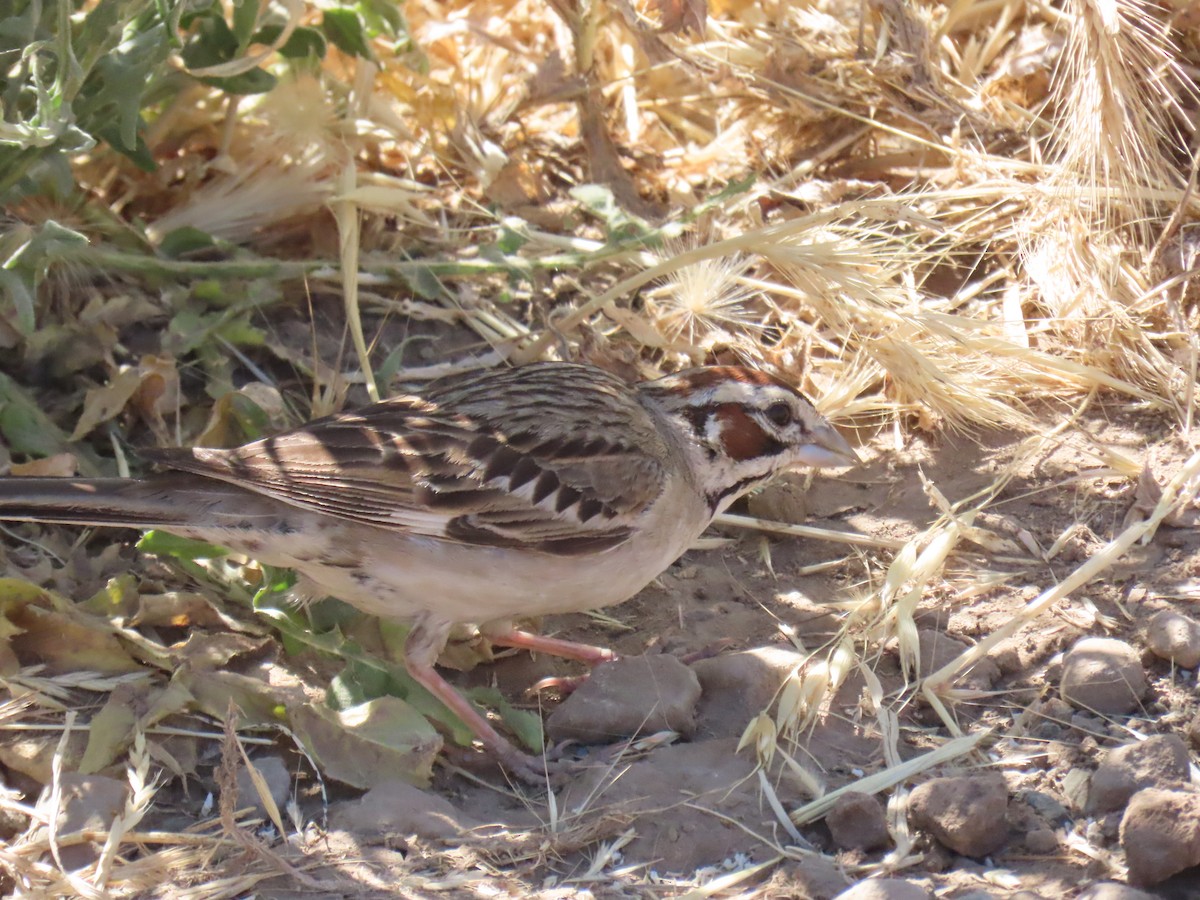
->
xmin=405 ymin=619 xmax=551 ymax=783
xmin=486 ymin=627 xmax=617 ymax=666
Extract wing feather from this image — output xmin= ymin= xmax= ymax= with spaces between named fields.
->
xmin=147 ymin=364 xmax=671 ymax=556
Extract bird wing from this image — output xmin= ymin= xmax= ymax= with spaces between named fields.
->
xmin=148 ymin=365 xmax=671 ymax=556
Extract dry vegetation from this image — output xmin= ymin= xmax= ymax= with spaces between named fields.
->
xmin=3 ymin=0 xmax=1200 ymax=896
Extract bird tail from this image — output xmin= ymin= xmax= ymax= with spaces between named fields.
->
xmin=0 ymin=476 xmax=198 ymax=529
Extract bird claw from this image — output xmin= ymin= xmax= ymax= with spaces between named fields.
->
xmin=526 ymin=673 xmax=591 ymax=696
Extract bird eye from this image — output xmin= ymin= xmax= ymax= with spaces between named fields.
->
xmin=764 ymin=402 xmax=792 ymax=427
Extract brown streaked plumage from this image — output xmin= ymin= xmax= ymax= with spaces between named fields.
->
xmin=0 ymin=361 xmax=859 ymax=781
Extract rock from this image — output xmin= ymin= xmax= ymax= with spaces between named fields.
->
xmin=1019 ymin=789 xmax=1069 ymax=825
xmin=1120 ymin=787 xmax=1200 ymax=885
xmin=235 ymin=755 xmax=291 ymax=823
xmin=49 ymin=773 xmax=129 ymax=870
xmin=1023 ymin=828 xmax=1058 ymax=854
xmin=769 ymin=856 xmax=851 ymax=899
xmin=917 ymin=630 xmax=1000 ymax=690
xmin=1076 ymin=882 xmax=1160 ymax=900
xmin=1189 ymin=713 xmax=1200 ymax=751
xmin=1146 ymin=609 xmax=1200 ymax=669
xmin=1088 ymin=734 xmax=1190 ymax=814
xmin=328 ymin=779 xmax=480 ymax=842
xmin=833 ymin=878 xmax=934 ymax=900
xmin=1027 ymin=697 xmax=1074 ymax=740
xmin=546 ymin=654 xmax=701 ymax=744
xmin=1059 ymin=638 xmax=1148 ymax=714
xmin=908 ymin=773 xmax=1009 ymax=857
xmin=558 ymin=738 xmax=797 ymax=874
xmin=826 ymin=791 xmax=890 ymax=851
xmin=691 ymin=646 xmax=804 ymax=738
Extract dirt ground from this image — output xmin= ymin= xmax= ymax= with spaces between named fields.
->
xmin=5 ymin=395 xmax=1199 ymax=898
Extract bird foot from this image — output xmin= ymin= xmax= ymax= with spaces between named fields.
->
xmin=526 ymin=672 xmax=591 ymax=696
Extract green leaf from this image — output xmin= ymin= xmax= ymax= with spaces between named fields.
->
xmin=0 ymin=371 xmax=78 ymax=458
xmin=694 ymin=173 xmax=756 ymax=215
xmin=1 ymin=219 xmax=89 ymax=334
xmin=199 ymin=66 xmax=277 ymax=96
xmin=571 ymin=183 xmax=651 ymax=242
xmin=158 ymin=226 xmax=217 ymax=259
xmin=322 ymin=8 xmax=374 ymax=60
xmin=73 ymin=21 xmax=171 ymax=164
xmin=0 ymin=270 xmax=36 ymax=335
xmin=181 ymin=13 xmax=238 ymax=68
xmin=496 ymin=223 xmax=529 ymax=254
xmin=399 ymin=263 xmax=447 ymax=300
xmin=355 ymin=0 xmax=406 ymax=39
xmin=465 ymin=685 xmax=544 ymax=752
xmin=138 ymin=531 xmax=231 ymax=560
xmin=227 ymin=390 xmax=272 ymax=439
xmin=292 ymin=697 xmax=441 ymax=788
xmin=254 ymin=23 xmax=327 ymax=59
xmin=230 ymin=0 xmax=259 ymax=46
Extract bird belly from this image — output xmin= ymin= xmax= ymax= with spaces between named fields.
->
xmin=170 ymin=479 xmax=713 ymax=630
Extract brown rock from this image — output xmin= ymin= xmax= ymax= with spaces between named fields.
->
xmin=1146 ymin=609 xmax=1200 ymax=669
xmin=51 ymin=773 xmax=129 ymax=870
xmin=917 ymin=630 xmax=1000 ymax=690
xmin=558 ymin=738 xmax=800 ymax=874
xmin=328 ymin=779 xmax=480 ymax=842
xmin=1023 ymin=828 xmax=1058 ymax=854
xmin=1059 ymin=638 xmax=1148 ymax=714
xmin=826 ymin=791 xmax=890 ymax=851
xmin=769 ymin=856 xmax=851 ymax=899
xmin=1188 ymin=713 xmax=1200 ymax=751
xmin=1120 ymin=787 xmax=1200 ymax=886
xmin=1076 ymin=883 xmax=1160 ymax=900
xmin=1088 ymin=734 xmax=1190 ymax=814
xmin=691 ymin=646 xmax=805 ymax=738
xmin=908 ymin=773 xmax=1009 ymax=857
xmin=235 ymin=755 xmax=291 ymax=822
xmin=546 ymin=654 xmax=701 ymax=744
xmin=833 ymin=879 xmax=934 ymax=900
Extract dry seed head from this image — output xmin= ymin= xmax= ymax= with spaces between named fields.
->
xmin=737 ymin=712 xmax=778 ymax=765
xmin=648 ymin=253 xmax=761 ymax=347
xmin=776 ymin=660 xmax=831 ymax=734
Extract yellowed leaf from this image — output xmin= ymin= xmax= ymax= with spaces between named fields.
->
xmin=9 ymin=452 xmax=78 ymax=477
xmin=69 ymin=368 xmax=145 ymax=441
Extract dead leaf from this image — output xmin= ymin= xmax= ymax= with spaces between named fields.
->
xmin=175 ymin=631 xmax=272 ymax=668
xmin=134 ymin=591 xmax=259 ymax=632
xmin=0 ymin=579 xmax=142 ymax=675
xmin=579 ymin=94 xmax=664 ymax=220
xmin=651 ymin=0 xmax=707 ymax=34
xmin=9 ymin=453 xmax=78 ymax=477
xmin=69 ymin=367 xmax=145 ymax=442
xmin=80 ymin=681 xmax=193 ymax=774
xmin=0 ymin=730 xmax=88 ymax=785
xmin=130 ymin=355 xmax=181 ymax=443
xmin=180 ymin=666 xmax=293 ymax=727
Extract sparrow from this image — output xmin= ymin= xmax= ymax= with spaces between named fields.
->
xmin=0 ymin=362 xmax=859 ymax=780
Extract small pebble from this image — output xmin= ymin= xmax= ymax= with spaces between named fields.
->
xmin=1145 ymin=609 xmax=1200 ymax=669
xmin=1059 ymin=637 xmax=1148 ymax=714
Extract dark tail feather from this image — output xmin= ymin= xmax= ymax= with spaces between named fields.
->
xmin=0 ymin=476 xmax=200 ymax=529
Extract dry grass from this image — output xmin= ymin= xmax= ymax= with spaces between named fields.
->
xmin=5 ymin=0 xmax=1200 ymax=894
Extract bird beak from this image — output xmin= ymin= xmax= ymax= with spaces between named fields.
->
xmin=795 ymin=420 xmax=861 ymax=468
